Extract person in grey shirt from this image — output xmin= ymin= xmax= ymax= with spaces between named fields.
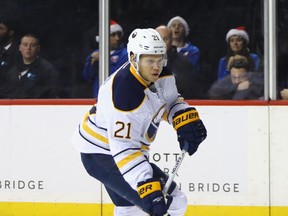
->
xmin=208 ymin=59 xmax=264 ymax=100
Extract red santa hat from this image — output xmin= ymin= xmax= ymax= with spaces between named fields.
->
xmin=96 ymin=19 xmax=123 ymax=42
xmin=110 ymin=19 xmax=123 ymax=35
xmin=226 ymin=26 xmax=249 ymax=43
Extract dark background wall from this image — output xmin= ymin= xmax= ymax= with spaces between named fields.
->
xmin=0 ymin=0 xmax=270 ymax=98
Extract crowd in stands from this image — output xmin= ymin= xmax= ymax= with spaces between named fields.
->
xmin=1 ymin=12 xmax=283 ymax=100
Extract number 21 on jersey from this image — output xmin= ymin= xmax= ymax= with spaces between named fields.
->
xmin=114 ymin=121 xmax=131 ymax=139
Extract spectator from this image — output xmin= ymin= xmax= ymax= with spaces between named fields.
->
xmin=218 ymin=26 xmax=260 ymax=80
xmin=167 ymin=16 xmax=200 ymax=72
xmin=280 ymin=89 xmax=288 ymax=100
xmin=279 ymin=75 xmax=288 ymax=100
xmin=82 ymin=20 xmax=128 ymax=98
xmin=277 ymin=38 xmax=288 ymax=100
xmin=2 ymin=34 xmax=59 ymax=98
xmin=155 ymin=25 xmax=205 ymax=99
xmin=80 ymin=24 xmax=98 ymax=63
xmin=208 ymin=59 xmax=264 ymax=100
xmin=0 ymin=18 xmax=20 ymax=90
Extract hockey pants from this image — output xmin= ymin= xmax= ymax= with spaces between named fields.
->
xmin=80 ymin=153 xmax=187 ymax=216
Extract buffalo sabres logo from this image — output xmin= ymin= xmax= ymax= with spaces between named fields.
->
xmin=132 ymin=32 xmax=137 ymax=38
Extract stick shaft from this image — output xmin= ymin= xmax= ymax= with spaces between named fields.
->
xmin=163 ymin=148 xmax=187 ymax=194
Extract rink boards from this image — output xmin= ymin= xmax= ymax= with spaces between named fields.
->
xmin=0 ymin=100 xmax=287 ymax=216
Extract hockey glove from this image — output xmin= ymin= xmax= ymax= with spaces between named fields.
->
xmin=137 ymin=178 xmax=170 ymax=216
xmin=172 ymin=107 xmax=207 ymax=155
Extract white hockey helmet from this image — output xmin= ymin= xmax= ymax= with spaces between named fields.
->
xmin=127 ymin=28 xmax=167 ymax=63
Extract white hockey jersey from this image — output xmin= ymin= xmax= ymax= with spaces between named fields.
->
xmin=73 ymin=62 xmax=190 ymax=189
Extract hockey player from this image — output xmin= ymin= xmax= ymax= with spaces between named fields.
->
xmin=72 ymin=28 xmax=207 ymax=216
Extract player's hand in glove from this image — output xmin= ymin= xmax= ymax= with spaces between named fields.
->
xmin=137 ymin=178 xmax=171 ymax=216
xmin=173 ymin=107 xmax=207 ymax=155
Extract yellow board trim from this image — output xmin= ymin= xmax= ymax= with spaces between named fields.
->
xmin=0 ymin=202 xmax=287 ymax=216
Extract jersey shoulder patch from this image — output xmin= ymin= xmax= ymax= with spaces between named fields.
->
xmin=112 ymin=66 xmax=146 ymax=111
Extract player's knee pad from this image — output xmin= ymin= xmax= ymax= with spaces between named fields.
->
xmin=167 ymin=186 xmax=188 ymax=216
xmin=114 ymin=206 xmax=148 ymax=216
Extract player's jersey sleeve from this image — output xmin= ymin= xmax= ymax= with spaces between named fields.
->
xmin=158 ymin=67 xmax=191 ymax=124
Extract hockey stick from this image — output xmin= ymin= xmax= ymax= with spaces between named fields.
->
xmin=163 ymin=141 xmax=189 ymax=195
xmin=150 ymin=142 xmax=189 ymax=216
xmin=153 ymin=142 xmax=189 ymax=216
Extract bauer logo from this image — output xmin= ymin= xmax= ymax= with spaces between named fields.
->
xmin=173 ymin=110 xmax=199 ymax=129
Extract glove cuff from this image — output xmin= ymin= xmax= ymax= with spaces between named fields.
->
xmin=137 ymin=179 xmax=161 ymax=198
xmin=173 ymin=109 xmax=199 ymax=130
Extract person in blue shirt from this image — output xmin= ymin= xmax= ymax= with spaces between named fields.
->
xmin=82 ymin=20 xmax=128 ymax=98
xmin=167 ymin=16 xmax=200 ymax=72
xmin=218 ymin=26 xmax=260 ymax=80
